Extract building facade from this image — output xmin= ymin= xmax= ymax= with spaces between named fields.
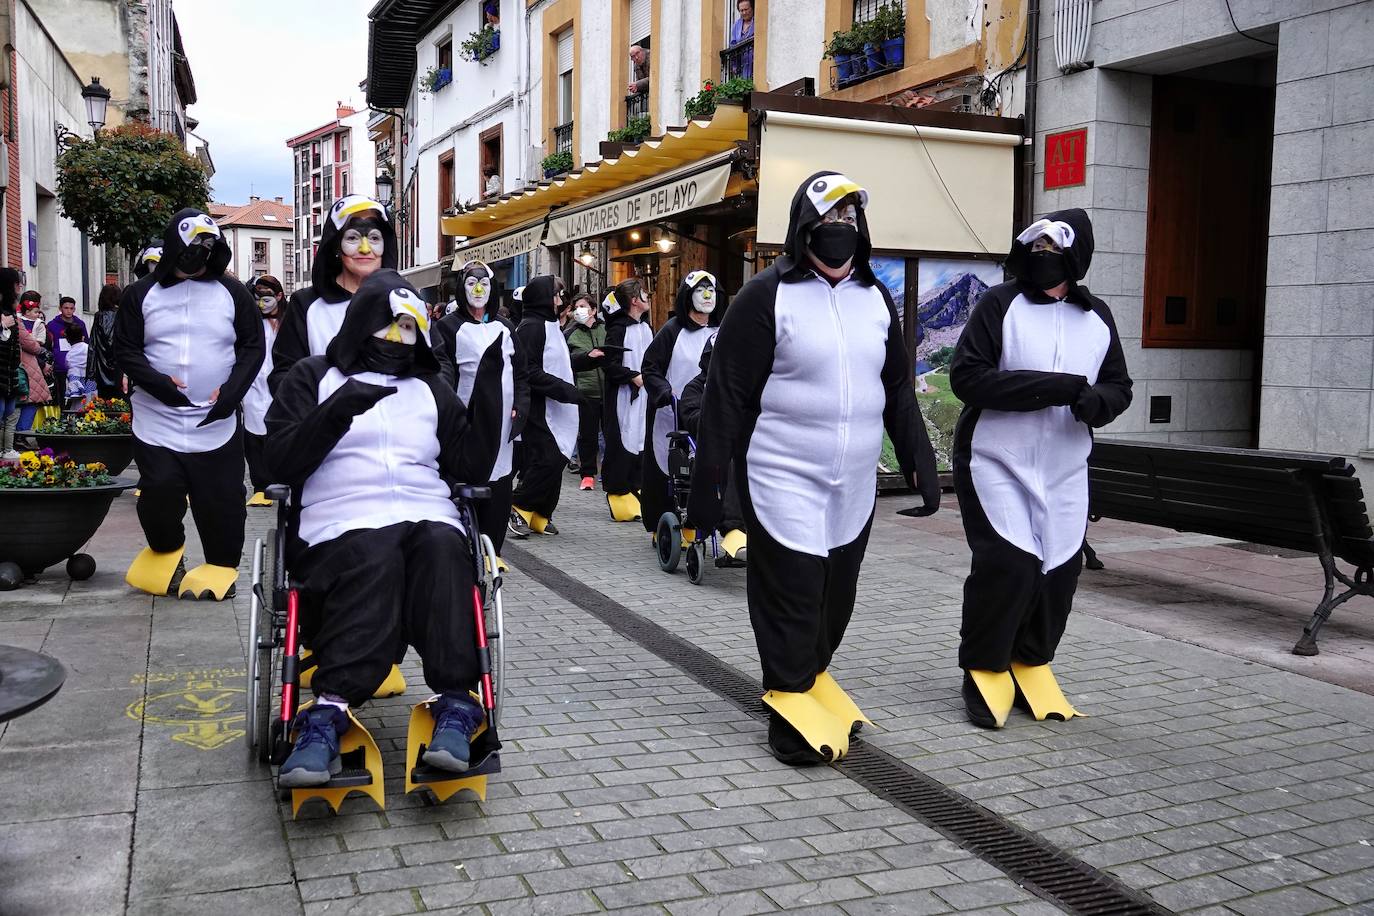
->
xmin=1033 ymin=0 xmax=1374 ymax=485
xmin=215 ymin=196 xmax=296 ymax=289
xmin=286 ymin=104 xmax=377 ymax=291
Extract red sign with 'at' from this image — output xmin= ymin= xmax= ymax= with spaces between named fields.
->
xmin=1044 ymin=129 xmax=1087 ymax=190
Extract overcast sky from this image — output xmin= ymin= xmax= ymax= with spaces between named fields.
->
xmin=176 ymin=1 xmax=374 ymax=205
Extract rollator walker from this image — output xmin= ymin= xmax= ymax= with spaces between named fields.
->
xmin=653 ymin=400 xmax=732 ymax=585
xmin=244 ymin=483 xmax=507 ymax=815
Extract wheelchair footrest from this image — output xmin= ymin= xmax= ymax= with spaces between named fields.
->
xmin=410 ymin=748 xmax=501 ymax=784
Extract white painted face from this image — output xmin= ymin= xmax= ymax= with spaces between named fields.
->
xmin=373 ymin=314 xmax=419 ymax=345
xmin=371 ymin=287 xmax=430 ymax=344
xmin=691 ymin=284 xmax=715 ymax=314
xmin=465 ymin=274 xmax=491 ymax=309
xmin=341 ymin=227 xmax=385 ymax=258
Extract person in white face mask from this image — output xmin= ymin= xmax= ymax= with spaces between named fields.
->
xmin=243 ymin=275 xmax=286 ymax=507
xmin=564 ymin=292 xmax=608 ymax=490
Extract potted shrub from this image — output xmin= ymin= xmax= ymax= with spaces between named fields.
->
xmin=34 ymin=397 xmax=134 ymax=475
xmin=683 ymin=78 xmax=754 ymax=120
xmin=0 ymin=449 xmax=132 ymax=586
xmin=460 ymin=24 xmax=499 ymax=65
xmin=869 ymin=2 xmax=906 ymax=69
xmin=541 ymin=150 xmax=573 ymax=178
xmin=419 ymin=65 xmax=453 ymax=93
xmin=608 ymin=115 xmax=652 ymax=144
xmin=824 ymin=29 xmax=864 ymax=85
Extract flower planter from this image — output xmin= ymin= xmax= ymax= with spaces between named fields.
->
xmin=862 ymin=42 xmax=885 ymax=73
xmin=33 ymin=433 xmax=135 ymax=476
xmin=0 ymin=478 xmax=134 ymax=578
xmin=881 ymin=36 xmax=905 ymax=69
xmin=835 ymin=52 xmax=858 ymax=84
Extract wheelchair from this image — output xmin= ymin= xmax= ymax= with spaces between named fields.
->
xmin=653 ymin=413 xmax=723 ymax=586
xmin=245 ymin=483 xmax=506 ymax=813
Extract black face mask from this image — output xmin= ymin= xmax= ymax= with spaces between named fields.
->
xmin=1027 ymin=251 xmax=1069 ymax=292
xmin=177 ymin=244 xmax=212 ymax=275
xmin=808 ymin=223 xmax=859 ymax=270
xmin=357 ymin=337 xmax=416 ymax=376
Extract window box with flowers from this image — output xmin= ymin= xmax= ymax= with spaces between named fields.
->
xmin=541 ymin=150 xmax=574 ymax=178
xmin=607 ymin=116 xmax=652 ymax=144
xmin=420 ymin=65 xmax=454 ymax=93
xmin=0 ymin=448 xmax=131 ymax=585
xmin=683 ymin=78 xmax=753 ymax=120
xmin=34 ymin=398 xmax=135 ymax=475
xmin=460 ymin=24 xmax=500 ymax=66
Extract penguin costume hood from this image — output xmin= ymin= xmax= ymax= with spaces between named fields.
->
xmin=134 ymin=240 xmax=164 ymax=278
xmin=519 ymin=275 xmax=563 ymax=322
xmin=777 ymin=171 xmax=876 ymax=286
xmin=326 ymin=269 xmax=439 ymax=377
xmin=1004 ymin=208 xmax=1096 ymax=306
xmin=152 ymin=209 xmax=232 ymax=286
xmin=673 ymin=270 xmax=723 ymax=327
xmin=313 ymin=195 xmax=398 ymax=303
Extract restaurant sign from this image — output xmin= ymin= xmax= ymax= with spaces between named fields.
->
xmin=545 ymin=160 xmax=733 ymax=246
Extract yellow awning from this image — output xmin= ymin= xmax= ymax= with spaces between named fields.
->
xmin=442 ymin=104 xmax=749 ymax=241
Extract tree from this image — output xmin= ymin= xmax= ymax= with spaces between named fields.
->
xmin=55 ymin=122 xmax=211 ymax=269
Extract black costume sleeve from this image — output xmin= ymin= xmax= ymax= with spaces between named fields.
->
xmin=198 ymin=278 xmax=265 ymax=426
xmin=508 ymin=319 xmax=531 ymax=440
xmin=514 ymin=319 xmax=582 ymax=403
xmin=601 ymin=320 xmax=638 ymax=386
xmin=877 ymin=286 xmax=940 ymax=514
xmin=113 ymin=280 xmax=193 ymax=408
xmin=265 ymin=358 xmax=397 ymax=487
xmin=950 ymin=288 xmax=1088 ymax=411
xmin=268 ymin=289 xmax=312 ymax=395
xmin=640 ymin=320 xmax=679 ymax=408
xmin=1072 ymin=297 xmax=1134 ymax=428
xmin=433 ymin=334 xmax=506 ymax=483
xmin=432 ymin=316 xmax=459 ymax=387
xmin=687 ymin=273 xmax=778 ymax=528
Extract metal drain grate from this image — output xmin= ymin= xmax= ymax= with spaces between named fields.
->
xmin=507 ymin=544 xmax=1171 ymax=916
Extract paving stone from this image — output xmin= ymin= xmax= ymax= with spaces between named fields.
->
xmin=1147 ymin=874 xmax=1250 ymax=910
xmin=303 ymin=889 xmax=420 ymax=915
xmin=596 ymin=875 xmax=707 ymax=908
xmin=0 ymin=813 xmax=131 ymax=915
xmin=128 ymin=884 xmax=303 ymax=916
xmin=665 ymin=890 xmax=780 ymax=915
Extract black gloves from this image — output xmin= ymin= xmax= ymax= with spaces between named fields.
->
xmin=329 ymin=379 xmax=398 ymax=418
xmin=1071 ymin=384 xmax=1111 ymax=428
xmin=652 ymin=388 xmax=673 ymax=409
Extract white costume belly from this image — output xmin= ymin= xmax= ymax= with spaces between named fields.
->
xmin=543 ymin=319 xmax=578 ymax=458
xmin=616 ymin=321 xmax=652 ymax=455
xmin=452 ymin=319 xmax=516 ymax=480
xmin=652 ymin=323 xmax=716 ymax=474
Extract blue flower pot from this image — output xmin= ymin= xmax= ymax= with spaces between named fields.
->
xmin=881 ymin=37 xmax=905 ymax=69
xmin=835 ymin=53 xmax=857 ymax=84
xmin=863 ymin=43 xmax=885 ymax=72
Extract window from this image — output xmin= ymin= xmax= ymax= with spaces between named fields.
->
xmin=722 ymin=0 xmax=755 ymax=81
xmin=323 ymin=172 xmax=333 ymax=210
xmin=340 ymin=132 xmax=350 ymax=164
xmin=284 ymin=240 xmax=295 ymax=290
xmin=629 ymin=0 xmax=651 ymax=46
xmin=311 ymin=142 xmax=320 ymax=169
xmin=322 ymin=138 xmax=334 ymax=166
xmin=479 ymin=124 xmax=503 ymax=198
xmin=251 ymin=238 xmax=269 ymax=270
xmin=438 ymin=151 xmax=456 ymax=257
xmin=557 ymin=29 xmax=575 ymax=126
xmin=438 ymin=37 xmax=454 ymax=73
xmin=340 ymin=170 xmax=350 ymax=197
xmin=852 ymin=0 xmax=900 ymax=23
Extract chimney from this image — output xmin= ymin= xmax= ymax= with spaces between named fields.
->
xmin=274 ymin=196 xmax=283 ymax=203
xmin=249 ymin=195 xmax=260 ymax=202
xmin=337 ymin=101 xmax=356 ymax=118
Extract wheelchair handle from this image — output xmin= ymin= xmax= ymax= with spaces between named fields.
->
xmin=451 ymin=484 xmax=493 ymax=501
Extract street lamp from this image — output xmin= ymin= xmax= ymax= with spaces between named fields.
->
xmin=82 ymin=77 xmax=110 ymax=132
xmin=375 ymin=171 xmax=394 ymax=206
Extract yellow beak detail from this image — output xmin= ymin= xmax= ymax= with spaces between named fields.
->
xmin=357 ymin=238 xmax=373 ymax=255
xmin=384 ymin=322 xmax=404 ymax=342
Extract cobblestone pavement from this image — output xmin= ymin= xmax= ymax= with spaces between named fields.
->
xmin=2 ymin=477 xmax=1373 ymax=914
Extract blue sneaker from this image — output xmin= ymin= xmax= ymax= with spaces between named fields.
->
xmin=422 ymin=693 xmax=485 ymax=772
xmin=279 ymin=704 xmax=349 ymax=787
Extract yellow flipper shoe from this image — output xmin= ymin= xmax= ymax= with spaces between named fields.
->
xmin=1010 ymin=662 xmax=1083 ymax=722
xmin=373 ymin=664 xmax=407 ymax=698
xmin=762 ymin=690 xmax=851 ymax=762
xmin=721 ymin=529 xmax=748 ymax=562
xmin=299 ymin=648 xmax=316 ymax=689
xmin=246 ymin=491 xmax=274 ymax=507
xmin=178 ymin=564 xmax=238 ymax=601
xmin=513 ymin=506 xmax=547 ymax=534
xmin=607 ymin=492 xmax=642 ymax=522
xmin=967 ymin=669 xmax=1016 ymax=728
xmin=125 ymin=546 xmax=186 ymax=596
xmin=404 ymin=695 xmax=495 ymax=803
xmin=289 ymin=704 xmax=385 ymax=817
xmin=807 ymin=671 xmax=872 ymax=735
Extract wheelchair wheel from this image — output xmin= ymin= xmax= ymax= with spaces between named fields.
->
xmin=256 ymin=535 xmax=282 ymax=763
xmin=245 ymin=538 xmax=264 ymax=754
xmin=479 ymin=533 xmax=505 ymax=729
xmin=655 ymin=512 xmax=682 ymax=573
xmin=686 ymin=541 xmax=706 ymax=585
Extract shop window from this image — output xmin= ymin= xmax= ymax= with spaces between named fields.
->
xmin=1142 ymin=76 xmax=1272 ymax=348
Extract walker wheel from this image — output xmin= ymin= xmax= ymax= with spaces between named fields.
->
xmin=655 ymin=512 xmax=682 ymax=573
xmin=686 ymin=542 xmax=705 ymax=585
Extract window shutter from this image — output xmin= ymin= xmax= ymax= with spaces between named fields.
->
xmin=629 ymin=0 xmax=650 ymax=46
xmin=557 ymin=29 xmax=573 ymax=74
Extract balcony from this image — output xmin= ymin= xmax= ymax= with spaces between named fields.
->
xmin=625 ymin=91 xmax=649 ymax=123
xmin=720 ymin=36 xmax=754 ymax=82
xmin=553 ymin=122 xmax=573 ymax=156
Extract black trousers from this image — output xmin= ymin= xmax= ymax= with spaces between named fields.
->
xmin=954 ymin=466 xmax=1083 ymax=671
xmin=511 ymin=423 xmax=564 ymax=518
xmin=243 ymin=431 xmax=272 ymax=493
xmin=600 ymin=395 xmax=641 ymax=497
xmin=744 ymin=482 xmax=873 ymax=692
xmin=718 ymin=463 xmax=746 ymax=533
xmin=96 ymin=382 xmax=122 ymax=400
xmin=575 ymin=398 xmax=602 ymax=477
xmin=296 ymin=521 xmax=479 ymax=706
xmin=134 ymin=429 xmax=246 ymax=567
xmin=640 ymin=424 xmax=669 ymax=533
xmin=477 ymin=471 xmax=515 ymax=555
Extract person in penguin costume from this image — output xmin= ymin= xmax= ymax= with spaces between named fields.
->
xmin=599 ymin=280 xmax=654 ymax=521
xmin=269 ymin=195 xmax=397 ymax=392
xmin=114 ymin=209 xmax=265 ymax=600
xmin=509 ymin=275 xmax=589 ymax=535
xmin=133 ymin=241 xmax=163 ymax=279
xmin=677 ymin=338 xmax=747 ymax=566
xmin=434 ymin=260 xmax=530 ymax=562
xmin=639 ymin=271 xmax=734 ymax=550
xmin=688 ymin=171 xmax=940 ymax=765
xmin=264 ymin=270 xmax=502 ymax=786
xmin=243 ymin=275 xmax=286 ymax=507
xmin=950 ymin=209 xmax=1131 ymax=729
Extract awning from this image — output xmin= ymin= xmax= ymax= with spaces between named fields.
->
xmin=401 ymin=260 xmax=444 ymax=290
xmin=756 ymin=109 xmax=1019 ymax=255
xmin=443 ymin=103 xmax=749 ymax=241
xmin=451 ymin=219 xmax=547 ymax=266
xmin=545 ymin=155 xmax=734 ymax=246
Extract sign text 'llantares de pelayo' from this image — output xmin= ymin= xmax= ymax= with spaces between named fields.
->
xmin=545 ymin=161 xmax=732 ymax=246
